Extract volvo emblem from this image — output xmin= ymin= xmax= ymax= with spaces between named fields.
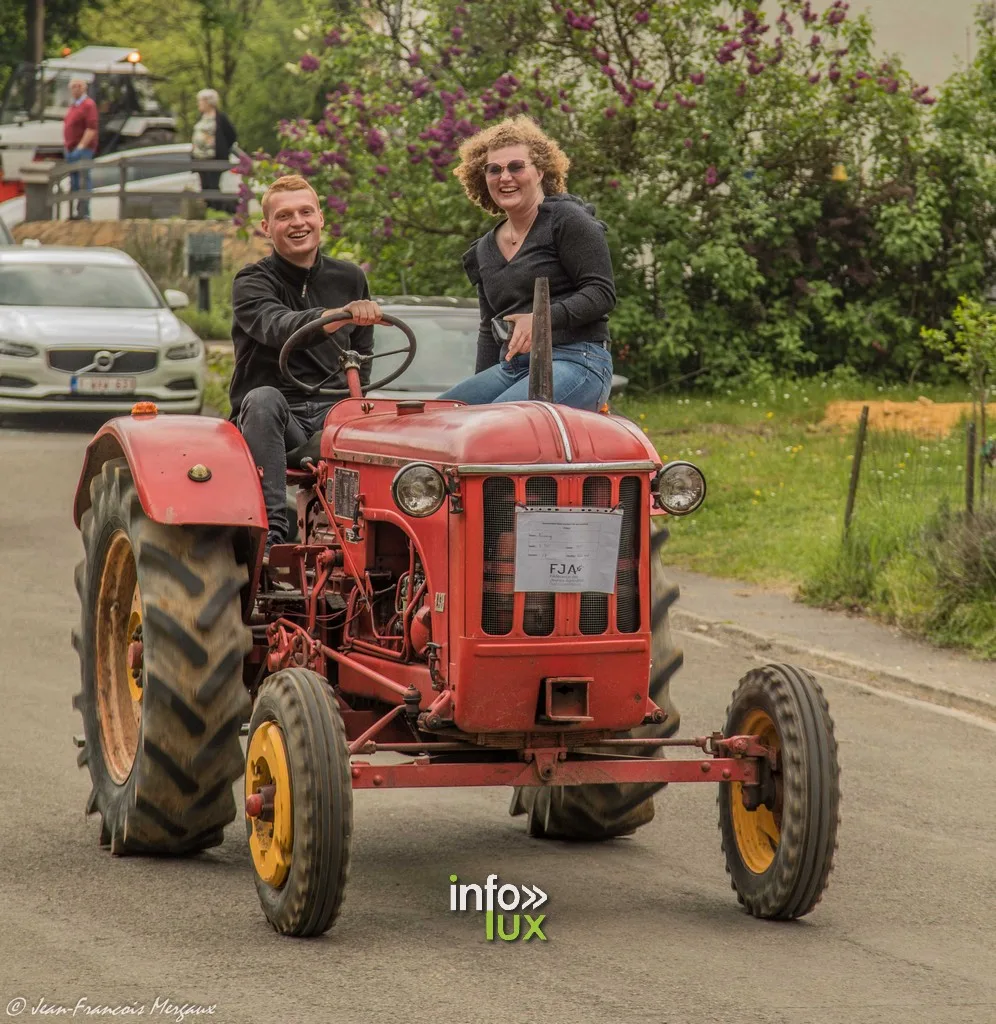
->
xmin=93 ymin=350 xmax=116 ymax=372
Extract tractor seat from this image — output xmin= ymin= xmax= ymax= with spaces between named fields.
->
xmin=287 ymin=431 xmax=323 ymax=470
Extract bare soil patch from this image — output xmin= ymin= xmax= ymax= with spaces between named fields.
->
xmin=822 ymin=398 xmax=995 ymax=437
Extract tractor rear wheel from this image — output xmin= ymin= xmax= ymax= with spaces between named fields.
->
xmin=72 ymin=458 xmax=252 ymax=854
xmin=246 ymin=668 xmax=353 ymax=937
xmin=509 ymin=521 xmax=683 ymax=839
xmin=718 ymin=664 xmax=841 ymax=919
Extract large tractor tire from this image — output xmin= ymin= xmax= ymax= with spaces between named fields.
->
xmin=718 ymin=664 xmax=841 ymax=919
xmin=72 ymin=458 xmax=252 ymax=854
xmin=245 ymin=669 xmax=353 ymax=937
xmin=509 ymin=522 xmax=683 ymax=839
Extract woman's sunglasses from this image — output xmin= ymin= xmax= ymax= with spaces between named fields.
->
xmin=485 ymin=160 xmax=533 ymax=178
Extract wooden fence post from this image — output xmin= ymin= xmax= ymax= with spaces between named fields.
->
xmin=20 ymin=162 xmax=56 ymax=222
xmin=843 ymin=404 xmax=870 ymax=539
xmin=966 ymin=419 xmax=976 ymax=515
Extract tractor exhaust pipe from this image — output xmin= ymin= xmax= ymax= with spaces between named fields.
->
xmin=528 ymin=276 xmax=553 ymax=402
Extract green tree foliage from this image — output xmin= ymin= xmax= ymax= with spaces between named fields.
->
xmin=0 ymin=0 xmax=99 ymax=89
xmin=78 ymin=0 xmax=321 ymax=152
xmin=254 ymin=0 xmax=996 ymax=387
xmin=922 ymin=294 xmax=996 ymax=500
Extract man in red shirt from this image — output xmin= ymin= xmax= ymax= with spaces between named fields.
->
xmin=63 ymin=77 xmax=98 ymax=220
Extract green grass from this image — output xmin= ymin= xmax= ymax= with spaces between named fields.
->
xmin=616 ymin=377 xmax=973 ymax=581
xmin=198 ymin=352 xmax=994 ymax=653
xmin=203 ymin=349 xmax=235 ymax=419
xmin=615 ymin=374 xmax=995 ymax=656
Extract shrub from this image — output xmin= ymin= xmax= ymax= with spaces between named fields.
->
xmin=243 ymin=0 xmax=996 ymax=388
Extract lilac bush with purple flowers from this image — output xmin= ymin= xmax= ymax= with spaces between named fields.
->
xmin=245 ymin=0 xmax=996 ymax=387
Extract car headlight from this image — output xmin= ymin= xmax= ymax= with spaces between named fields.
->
xmin=655 ymin=461 xmax=707 ymax=515
xmin=0 ymin=340 xmax=39 ymax=358
xmin=165 ymin=340 xmax=203 ymax=360
xmin=392 ymin=463 xmax=446 ymax=517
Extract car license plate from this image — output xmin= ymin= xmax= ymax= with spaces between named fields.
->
xmin=70 ymin=375 xmax=138 ymax=394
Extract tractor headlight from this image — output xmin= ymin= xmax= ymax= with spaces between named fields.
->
xmin=655 ymin=461 xmax=706 ymax=515
xmin=0 ymin=339 xmax=39 ymax=358
xmin=392 ymin=463 xmax=446 ymax=517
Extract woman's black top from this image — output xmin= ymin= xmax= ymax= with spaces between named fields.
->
xmin=462 ymin=193 xmax=616 ymax=372
xmin=214 ymin=110 xmax=238 ymax=159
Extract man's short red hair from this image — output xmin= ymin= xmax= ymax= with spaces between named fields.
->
xmin=261 ymin=174 xmax=320 ymax=219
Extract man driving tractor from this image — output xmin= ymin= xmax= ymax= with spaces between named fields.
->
xmin=230 ymin=174 xmax=383 ymax=558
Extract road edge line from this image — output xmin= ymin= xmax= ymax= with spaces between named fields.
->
xmin=671 ymin=609 xmax=996 ymax=725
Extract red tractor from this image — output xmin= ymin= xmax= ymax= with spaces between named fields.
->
xmin=70 ymin=285 xmax=840 ymax=936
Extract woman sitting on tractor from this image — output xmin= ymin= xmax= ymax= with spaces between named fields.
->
xmin=438 ymin=117 xmax=615 ymax=411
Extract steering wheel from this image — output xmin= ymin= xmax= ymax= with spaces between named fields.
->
xmin=278 ymin=310 xmax=418 ymax=397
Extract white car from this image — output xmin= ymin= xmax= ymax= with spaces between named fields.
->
xmin=0 ymin=245 xmax=205 ymax=414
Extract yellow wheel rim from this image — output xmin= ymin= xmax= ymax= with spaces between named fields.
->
xmin=126 ymin=594 xmax=143 ymax=705
xmin=95 ymin=530 xmax=142 ymax=784
xmin=730 ymin=708 xmax=781 ymax=874
xmin=246 ymin=721 xmax=293 ymax=888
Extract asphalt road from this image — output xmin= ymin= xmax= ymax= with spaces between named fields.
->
xmin=1 ymin=415 xmax=993 ymax=1024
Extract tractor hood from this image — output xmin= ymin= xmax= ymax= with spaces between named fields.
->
xmin=323 ymin=399 xmax=661 ymax=469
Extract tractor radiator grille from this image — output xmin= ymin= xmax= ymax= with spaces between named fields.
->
xmin=480 ymin=474 xmax=643 ymax=636
xmin=580 ymin=476 xmax=611 ymax=635
xmin=482 ymin=476 xmax=516 ymax=636
xmin=522 ymin=477 xmax=556 ymax=637
xmin=615 ymin=476 xmax=641 ymax=633
xmin=579 ymin=475 xmax=641 ymax=635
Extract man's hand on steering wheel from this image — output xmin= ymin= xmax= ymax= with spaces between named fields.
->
xmin=279 ymin=308 xmax=418 ymax=396
xmin=322 ymin=299 xmax=383 ymax=333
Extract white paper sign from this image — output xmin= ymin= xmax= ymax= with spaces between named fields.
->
xmin=513 ymin=506 xmax=624 ymax=593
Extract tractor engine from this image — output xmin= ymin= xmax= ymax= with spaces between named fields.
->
xmin=255 ymin=397 xmax=681 ymax=737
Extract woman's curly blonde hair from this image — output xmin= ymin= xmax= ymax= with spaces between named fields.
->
xmin=453 ymin=116 xmax=570 ymax=216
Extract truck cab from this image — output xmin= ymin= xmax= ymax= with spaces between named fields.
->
xmin=0 ymin=46 xmax=176 ymax=201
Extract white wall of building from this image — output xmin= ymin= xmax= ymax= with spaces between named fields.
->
xmin=858 ymin=0 xmax=982 ymax=87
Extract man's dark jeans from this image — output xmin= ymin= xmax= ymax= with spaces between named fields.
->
xmin=237 ymin=386 xmax=334 ymax=550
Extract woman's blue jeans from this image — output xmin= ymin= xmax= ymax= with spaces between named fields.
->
xmin=438 ymin=340 xmax=613 ymax=410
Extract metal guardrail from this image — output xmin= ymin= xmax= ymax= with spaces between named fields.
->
xmin=21 ymin=151 xmax=242 ymax=221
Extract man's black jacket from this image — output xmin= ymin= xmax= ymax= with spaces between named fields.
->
xmin=229 ymin=249 xmax=374 ymax=421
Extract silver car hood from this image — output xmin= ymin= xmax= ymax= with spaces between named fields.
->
xmin=365 ymin=387 xmax=449 ymax=401
xmin=0 ymin=306 xmax=185 ymax=346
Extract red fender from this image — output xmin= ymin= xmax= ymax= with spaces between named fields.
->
xmin=73 ymin=408 xmax=268 ymax=535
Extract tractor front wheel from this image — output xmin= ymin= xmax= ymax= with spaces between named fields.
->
xmin=245 ymin=668 xmax=353 ymax=937
xmin=73 ymin=458 xmax=252 ymax=854
xmin=718 ymin=663 xmax=841 ymax=920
